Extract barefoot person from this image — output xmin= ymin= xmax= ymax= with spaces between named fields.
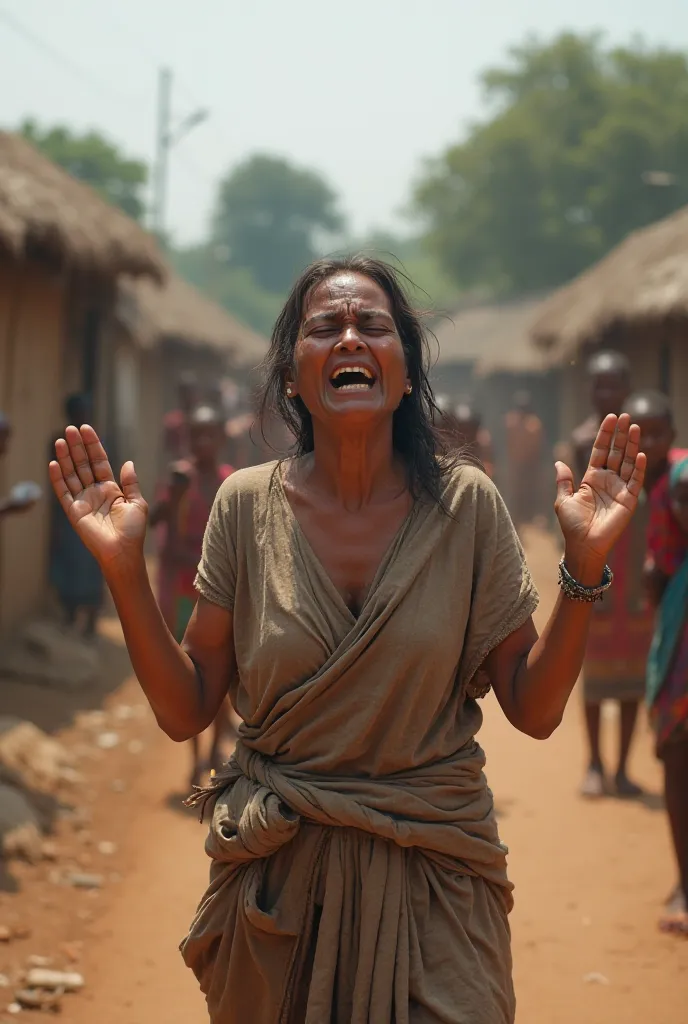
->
xmin=50 ymin=256 xmax=646 ymax=1024
xmin=150 ymin=406 xmax=236 ymax=787
xmin=504 ymin=391 xmax=544 ymax=532
xmin=572 ymin=351 xmax=652 ymax=798
xmin=49 ymin=394 xmax=104 ymax=639
xmin=626 ymin=390 xmax=688 ymax=935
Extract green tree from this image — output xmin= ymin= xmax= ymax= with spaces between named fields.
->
xmin=414 ymin=34 xmax=688 ymax=293
xmin=21 ymin=120 xmax=148 ymax=221
xmin=213 ymin=154 xmax=345 ymax=293
xmin=172 ymin=244 xmax=284 ymax=338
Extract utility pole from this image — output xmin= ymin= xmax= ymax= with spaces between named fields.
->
xmin=151 ymin=67 xmax=208 ymax=244
xmin=152 ymin=66 xmax=173 ymax=242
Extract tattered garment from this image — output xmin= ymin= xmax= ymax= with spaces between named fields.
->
xmin=181 ymin=461 xmax=538 ymax=1023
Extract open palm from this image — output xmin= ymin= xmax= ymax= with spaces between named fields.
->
xmin=555 ymin=413 xmax=646 ymax=561
xmin=49 ymin=425 xmax=148 ymax=570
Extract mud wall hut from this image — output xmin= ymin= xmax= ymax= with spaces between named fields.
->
xmin=531 ymin=205 xmax=688 ymax=445
xmin=431 ymin=295 xmax=557 ymax=489
xmin=0 ymin=132 xmax=164 ymax=631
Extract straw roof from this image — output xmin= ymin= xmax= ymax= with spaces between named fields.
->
xmin=433 ymin=294 xmax=551 ymax=376
xmin=0 ymin=132 xmax=164 ymax=281
xmin=117 ymin=272 xmax=268 ymax=368
xmin=532 ymin=205 xmax=688 ymax=356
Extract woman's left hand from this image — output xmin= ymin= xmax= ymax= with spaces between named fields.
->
xmin=554 ymin=413 xmax=646 ymax=565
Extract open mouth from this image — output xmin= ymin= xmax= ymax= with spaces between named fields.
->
xmin=329 ymin=366 xmax=376 ymax=392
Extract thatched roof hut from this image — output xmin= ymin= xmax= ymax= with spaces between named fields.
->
xmin=117 ymin=272 xmax=267 ymax=368
xmin=434 ymin=295 xmax=550 ymax=377
xmin=531 ymin=204 xmax=688 ymax=357
xmin=0 ymin=132 xmax=164 ymax=282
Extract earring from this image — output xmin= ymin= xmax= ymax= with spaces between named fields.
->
xmin=405 ymin=384 xmax=413 ymax=395
xmin=286 ymin=385 xmax=293 ymax=397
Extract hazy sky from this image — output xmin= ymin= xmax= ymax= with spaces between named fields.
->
xmin=1 ymin=1 xmax=686 ymax=244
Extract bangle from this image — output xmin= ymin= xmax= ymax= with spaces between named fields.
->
xmin=558 ymin=557 xmax=613 ymax=603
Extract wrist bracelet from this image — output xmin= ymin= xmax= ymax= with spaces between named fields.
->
xmin=558 ymin=557 xmax=613 ymax=603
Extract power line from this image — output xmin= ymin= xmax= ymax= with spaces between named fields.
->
xmin=90 ymin=8 xmax=208 ymax=114
xmin=0 ymin=8 xmax=141 ymax=107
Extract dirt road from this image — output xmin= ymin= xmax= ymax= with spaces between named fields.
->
xmin=11 ymin=529 xmax=687 ymax=1022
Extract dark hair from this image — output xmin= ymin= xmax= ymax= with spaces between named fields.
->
xmin=587 ymin=350 xmax=630 ymax=378
xmin=260 ymin=254 xmax=456 ymax=506
xmin=622 ymin=389 xmax=674 ymax=424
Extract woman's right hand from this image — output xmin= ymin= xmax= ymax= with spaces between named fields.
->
xmin=49 ymin=425 xmax=148 ymax=573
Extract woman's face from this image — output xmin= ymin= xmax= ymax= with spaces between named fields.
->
xmin=288 ymin=272 xmax=410 ymax=430
xmin=635 ymin=414 xmax=675 ymax=473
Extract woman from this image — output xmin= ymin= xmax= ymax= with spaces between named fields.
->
xmin=645 ymin=454 xmax=688 ymax=936
xmin=50 ymin=257 xmax=645 ymax=1023
xmin=149 ymin=405 xmax=236 ymax=786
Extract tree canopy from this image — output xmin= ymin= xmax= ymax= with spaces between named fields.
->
xmin=212 ymin=154 xmax=345 ymax=293
xmin=21 ymin=120 xmax=148 ymax=221
xmin=414 ymin=33 xmax=688 ymax=294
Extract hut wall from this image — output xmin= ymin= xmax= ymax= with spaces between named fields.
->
xmin=136 ymin=347 xmax=165 ymax=500
xmin=0 ymin=261 xmax=65 ymax=631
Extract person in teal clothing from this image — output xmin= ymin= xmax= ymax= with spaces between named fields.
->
xmin=49 ymin=394 xmax=104 ymax=639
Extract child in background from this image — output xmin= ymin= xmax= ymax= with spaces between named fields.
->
xmin=645 ymin=450 xmax=688 ymax=936
xmin=151 ymin=406 xmax=237 ymax=787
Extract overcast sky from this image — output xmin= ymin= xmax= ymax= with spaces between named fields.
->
xmin=1 ymin=1 xmax=686 ymax=244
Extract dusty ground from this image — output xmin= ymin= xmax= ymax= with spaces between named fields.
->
xmin=0 ymin=528 xmax=685 ymax=1022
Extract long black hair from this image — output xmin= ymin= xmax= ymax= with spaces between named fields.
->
xmin=260 ymin=255 xmax=463 ymax=508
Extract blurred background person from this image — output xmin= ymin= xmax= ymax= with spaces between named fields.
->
xmin=0 ymin=413 xmax=41 ymax=520
xmin=150 ymin=405 xmax=237 ymax=786
xmin=572 ymin=357 xmax=651 ymax=798
xmin=454 ymin=398 xmax=494 ymax=478
xmin=504 ymin=391 xmax=544 ymax=532
xmin=49 ymin=394 xmax=103 ymax=639
xmin=645 ymin=454 xmax=688 ymax=936
xmin=163 ymin=371 xmax=201 ymax=462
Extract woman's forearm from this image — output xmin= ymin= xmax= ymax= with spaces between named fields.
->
xmin=104 ymin=557 xmax=206 ymax=741
xmin=508 ymin=550 xmax=604 ymax=739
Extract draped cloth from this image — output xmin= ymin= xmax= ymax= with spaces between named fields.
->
xmin=180 ymin=461 xmax=539 ymax=1023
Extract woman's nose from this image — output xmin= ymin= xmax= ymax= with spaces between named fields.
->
xmin=335 ymin=327 xmax=366 ymax=351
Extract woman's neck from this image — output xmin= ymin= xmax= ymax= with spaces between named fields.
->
xmin=305 ymin=421 xmax=406 ymax=512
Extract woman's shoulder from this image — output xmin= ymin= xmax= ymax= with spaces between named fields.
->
xmin=214 ymin=460 xmax=280 ymax=507
xmin=440 ymin=459 xmax=499 ymax=505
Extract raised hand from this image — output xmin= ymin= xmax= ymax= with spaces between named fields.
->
xmin=49 ymin=425 xmax=148 ymax=571
xmin=554 ymin=413 xmax=646 ymax=564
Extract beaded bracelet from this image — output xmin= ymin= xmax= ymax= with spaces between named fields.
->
xmin=557 ymin=557 xmax=614 ymax=603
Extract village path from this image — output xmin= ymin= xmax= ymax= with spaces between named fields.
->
xmin=62 ymin=529 xmax=685 ymax=1024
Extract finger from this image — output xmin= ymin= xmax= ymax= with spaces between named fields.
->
xmin=79 ymin=425 xmax=116 ymax=484
xmin=588 ymin=413 xmax=618 ymax=469
xmin=606 ymin=413 xmax=631 ymax=474
xmin=554 ymin=461 xmax=574 ymax=505
xmin=48 ymin=459 xmax=75 ymax=514
xmin=120 ymin=461 xmax=145 ymax=506
xmin=54 ymin=436 xmax=86 ymax=498
xmin=619 ymin=423 xmax=641 ymax=483
xmin=64 ymin=425 xmax=95 ymax=489
xmin=624 ymin=451 xmax=647 ymax=499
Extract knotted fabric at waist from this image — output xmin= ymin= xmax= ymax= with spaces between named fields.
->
xmin=187 ymin=740 xmax=510 ymax=890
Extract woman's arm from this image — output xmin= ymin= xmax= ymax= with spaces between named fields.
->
xmin=106 ymin=559 xmax=234 ymax=740
xmin=485 ymin=550 xmax=603 ymax=739
xmin=48 ymin=426 xmax=232 ymax=742
xmin=486 ymin=413 xmax=646 ymax=739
